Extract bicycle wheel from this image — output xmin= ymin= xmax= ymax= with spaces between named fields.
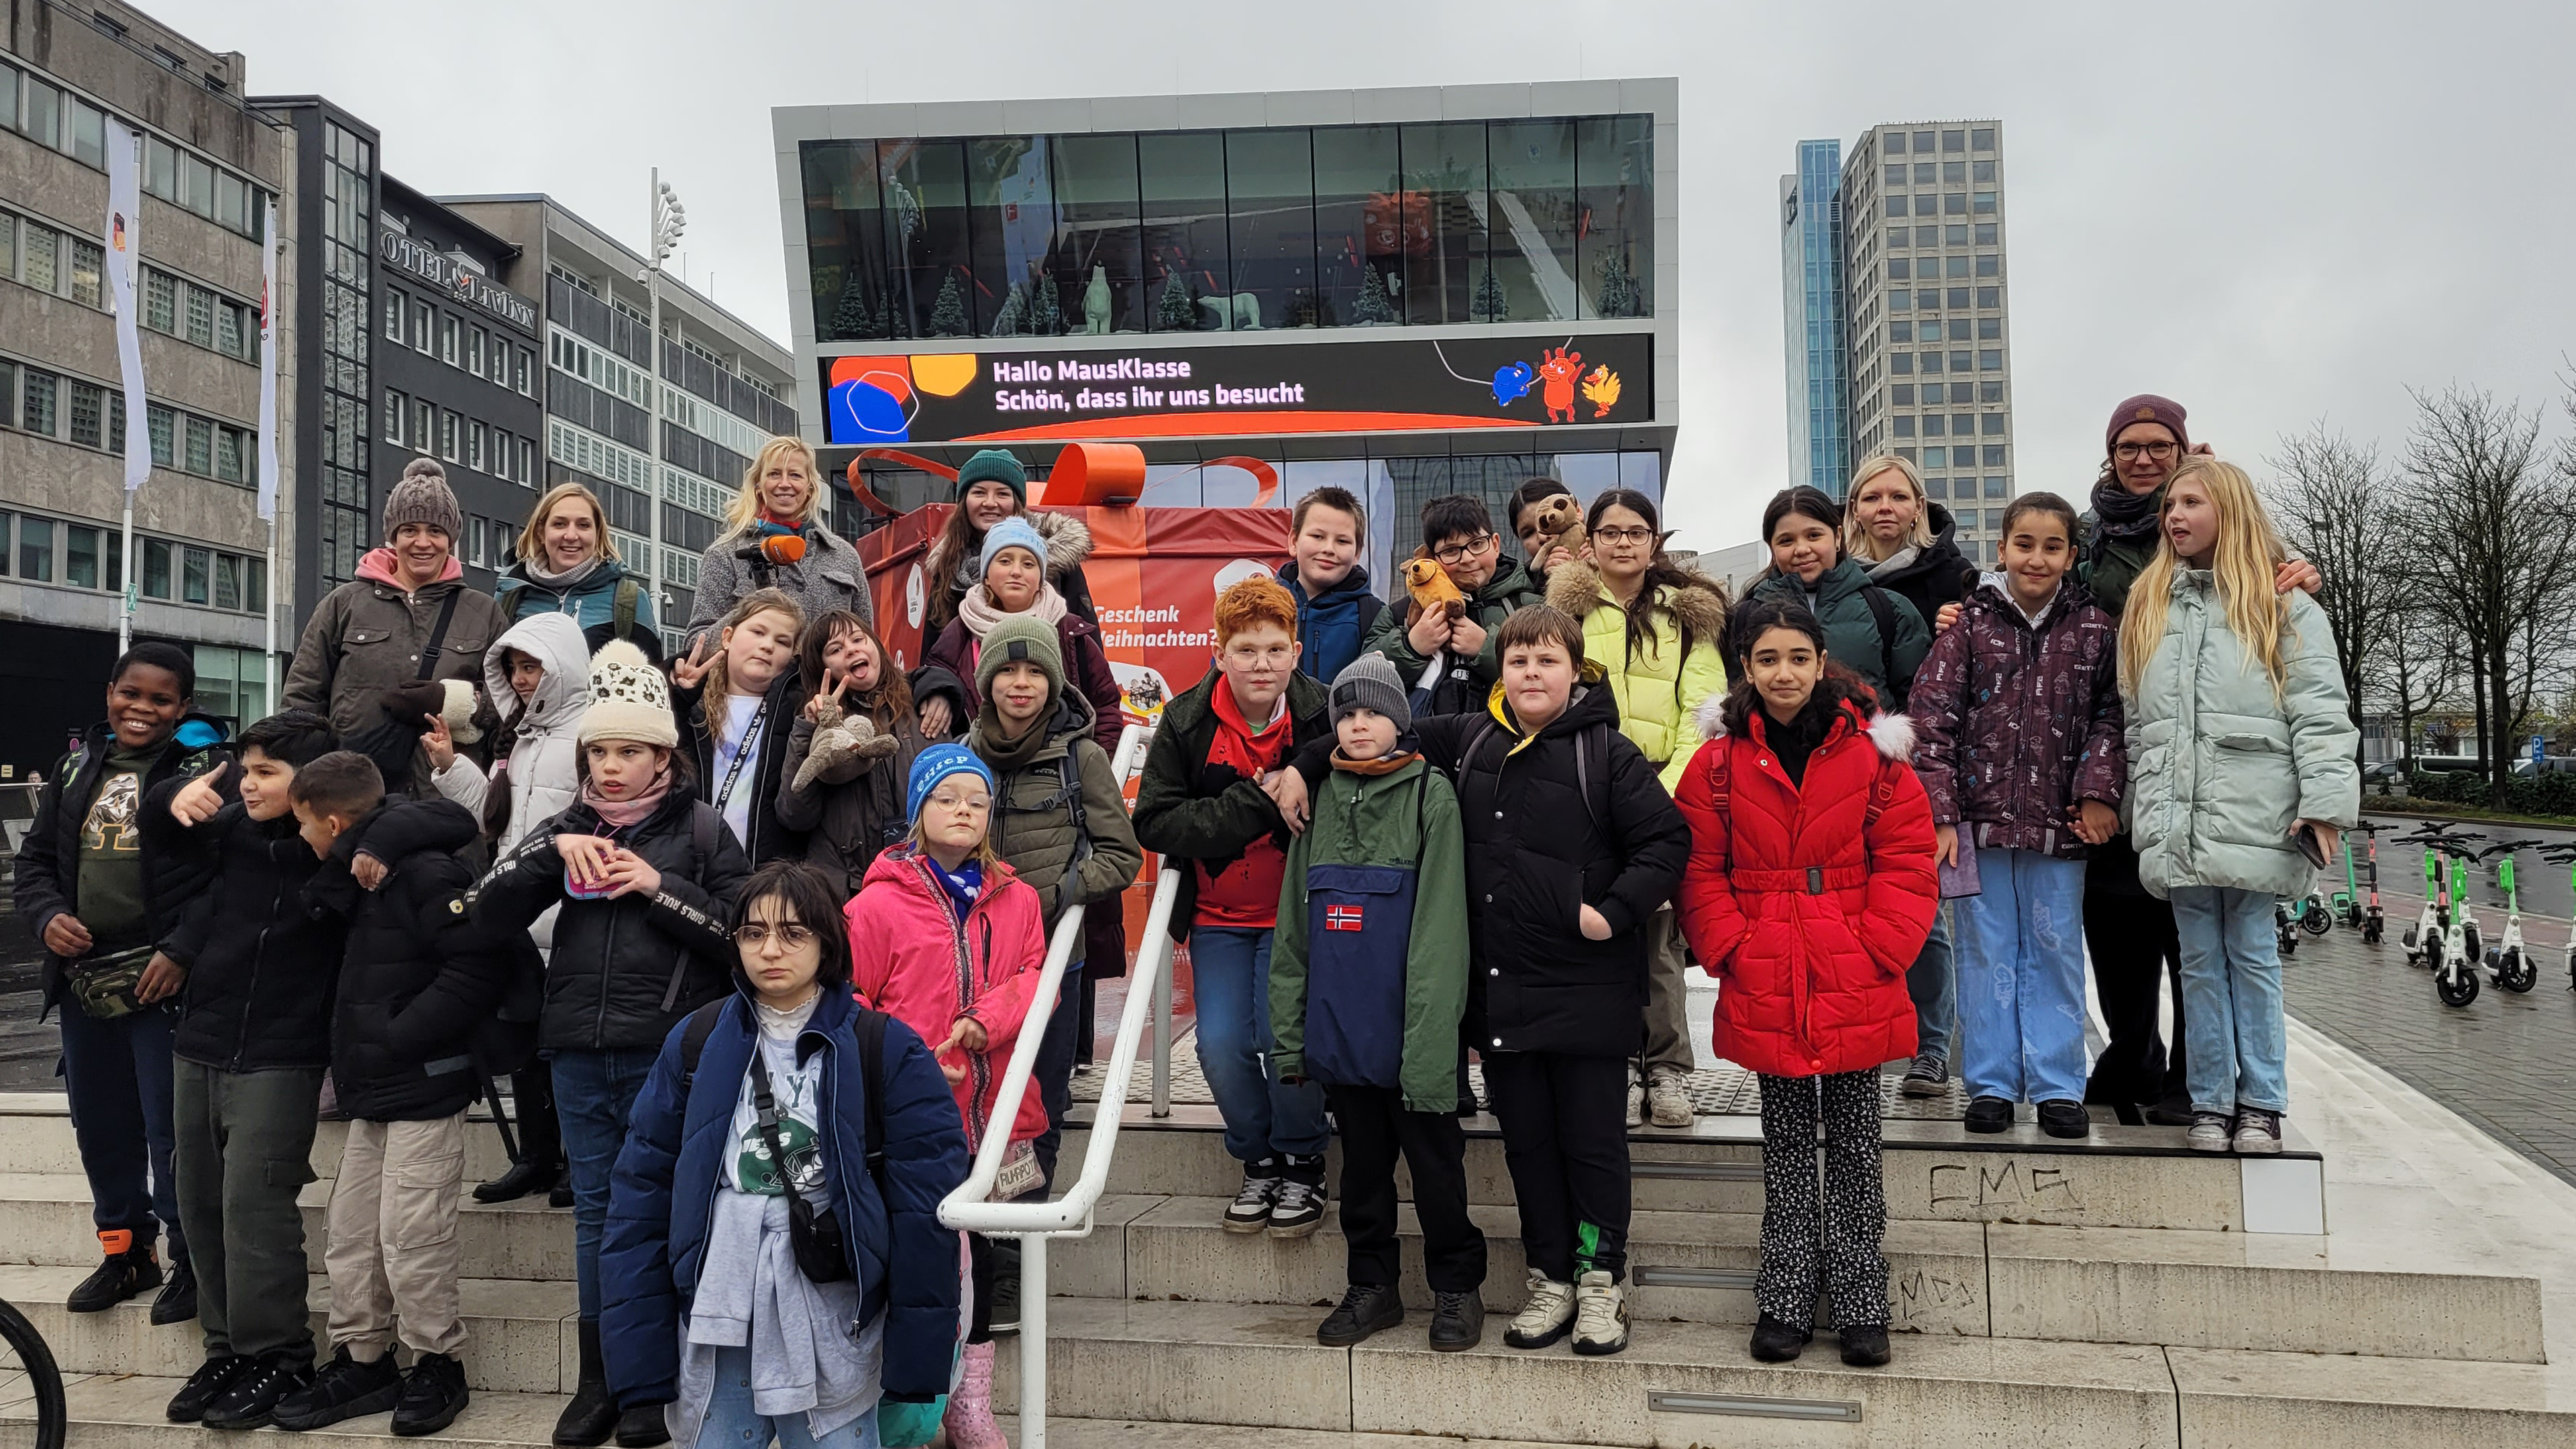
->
xmin=0 ymin=1295 xmax=66 ymax=1449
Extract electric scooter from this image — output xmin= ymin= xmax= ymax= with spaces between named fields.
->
xmin=2544 ymin=843 xmax=2576 ymax=991
xmin=2397 ymin=825 xmax=2484 ymax=1004
xmin=2328 ymin=823 xmax=2377 ymax=934
xmin=2274 ymin=897 xmax=2302 ymax=957
xmin=2475 ymin=839 xmax=2543 ymax=994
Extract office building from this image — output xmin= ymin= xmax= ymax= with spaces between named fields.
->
xmin=1778 ymin=138 xmax=1850 ymax=496
xmin=0 ymin=1 xmax=290 ymax=770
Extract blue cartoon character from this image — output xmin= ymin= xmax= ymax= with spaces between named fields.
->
xmin=1491 ymin=360 xmax=1536 ymax=407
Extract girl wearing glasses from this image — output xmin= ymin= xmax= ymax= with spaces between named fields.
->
xmin=1542 ymin=489 xmax=1731 ymax=1128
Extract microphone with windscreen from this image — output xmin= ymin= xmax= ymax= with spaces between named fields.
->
xmin=738 ymin=533 xmax=808 ymax=568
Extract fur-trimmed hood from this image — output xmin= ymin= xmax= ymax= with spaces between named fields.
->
xmin=1545 ymin=557 xmax=1729 ymax=641
xmin=1028 ymin=509 xmax=1093 ymax=581
xmin=1693 ymin=690 xmax=1915 ymax=761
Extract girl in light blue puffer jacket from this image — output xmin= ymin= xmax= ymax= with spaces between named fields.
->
xmin=2117 ymin=458 xmax=2359 ymax=1157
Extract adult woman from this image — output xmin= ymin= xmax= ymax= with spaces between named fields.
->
xmin=685 ymin=437 xmax=871 ymax=655
xmin=602 ymin=860 xmax=969 ymax=1449
xmin=497 ymin=481 xmax=660 ymax=658
xmin=1842 ymin=455 xmax=1971 ymax=639
xmin=1742 ymin=487 xmax=1929 ymax=709
xmin=914 ymin=520 xmax=1123 ymax=752
xmin=284 ymin=459 xmax=509 ymax=761
xmin=1544 ymin=488 xmax=1729 ymax=1128
xmin=922 ymin=449 xmax=1096 ymax=636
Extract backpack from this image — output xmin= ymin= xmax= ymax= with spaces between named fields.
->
xmin=1453 ymin=716 xmax=1611 ymax=833
xmin=500 ymin=576 xmax=641 ymax=643
xmin=678 ymin=995 xmax=893 ymax=1200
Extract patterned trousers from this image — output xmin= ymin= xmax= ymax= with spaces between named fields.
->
xmin=1754 ymin=1070 xmax=1889 ymax=1330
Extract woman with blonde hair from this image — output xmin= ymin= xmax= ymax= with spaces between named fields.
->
xmin=498 ymin=480 xmax=661 ymax=657
xmin=2118 ymin=455 xmax=2357 ymax=1155
xmin=684 ymin=435 xmax=871 ymax=656
xmin=1841 ymin=453 xmax=1973 ymax=632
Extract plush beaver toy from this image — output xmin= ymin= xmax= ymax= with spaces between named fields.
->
xmin=1401 ymin=553 xmax=1468 ymax=621
xmin=1526 ymin=493 xmax=1589 ymax=566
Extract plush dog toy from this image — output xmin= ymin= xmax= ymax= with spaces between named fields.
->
xmin=1403 ymin=553 xmax=1469 ymax=622
xmin=791 ymin=694 xmax=901 ymax=792
xmin=1527 ymin=493 xmax=1589 ymax=566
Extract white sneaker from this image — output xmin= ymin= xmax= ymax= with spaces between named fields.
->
xmin=1624 ymin=1079 xmax=1644 ymax=1129
xmin=1503 ymin=1271 xmax=1576 ymax=1350
xmin=1571 ymin=1270 xmax=1628 ymax=1356
xmin=1647 ymin=1074 xmax=1694 ymax=1128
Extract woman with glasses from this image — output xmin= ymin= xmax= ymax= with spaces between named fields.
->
xmin=1542 ymin=489 xmax=1731 ymax=1128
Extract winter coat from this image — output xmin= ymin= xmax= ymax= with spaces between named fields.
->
xmin=1856 ymin=502 xmax=1976 ymax=634
xmin=2122 ymin=571 xmax=2361 ymax=900
xmin=1131 ymin=670 xmax=1334 ymax=941
xmin=495 ymin=555 xmax=661 ymax=659
xmin=775 ymin=698 xmax=926 ymax=900
xmin=934 ymin=510 xmax=1099 ymax=632
xmin=1268 ymin=753 xmax=1471 ymax=1113
xmin=14 ymin=716 xmax=229 ymax=1009
xmin=676 ymin=672 xmax=809 ymax=867
xmin=1909 ymin=578 xmax=2127 ymax=859
xmin=306 ymin=800 xmax=513 ymax=1121
xmin=478 ymin=778 xmax=753 ymax=1053
xmin=600 ymin=981 xmax=969 ymax=1408
xmin=1744 ymin=556 xmax=1931 ymax=708
xmin=844 ymin=845 xmax=1053 ymax=1152
xmin=1364 ymin=555 xmax=1547 ymax=718
xmin=2077 ymin=508 xmax=2159 ymax=621
xmin=284 ymin=549 xmax=510 ymax=745
xmin=1277 ymin=561 xmax=1387 ymax=687
xmin=1546 ymin=559 xmax=1732 ymax=791
xmin=685 ymin=522 xmax=872 ymax=652
xmin=1672 ymin=696 xmax=1939 ymax=1079
xmin=145 ymin=795 xmax=343 ymax=1073
xmin=915 ymin=612 xmax=1124 ymax=758
xmin=969 ymin=690 xmax=1144 ymax=940
xmin=432 ymin=611 xmax=592 ymax=855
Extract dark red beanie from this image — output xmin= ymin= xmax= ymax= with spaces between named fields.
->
xmin=2106 ymin=394 xmax=2189 ymax=455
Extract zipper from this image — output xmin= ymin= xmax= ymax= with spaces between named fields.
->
xmin=229 ymin=870 xmax=289 ymax=1071
xmin=922 ymin=856 xmax=987 ymax=1152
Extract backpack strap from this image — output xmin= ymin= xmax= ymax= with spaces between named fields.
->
xmin=1860 ymin=586 xmax=1900 ymax=707
xmin=612 ymin=577 xmax=640 ymax=641
xmin=1450 ymin=718 xmax=1502 ymax=800
xmin=854 ymin=1004 xmax=890 ymax=1193
xmin=1572 ymin=722 xmax=1609 ymax=833
xmin=674 ymin=998 xmax=729 ymax=1097
xmin=692 ymin=800 xmax=719 ymax=869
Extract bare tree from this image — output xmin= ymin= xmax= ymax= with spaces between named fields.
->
xmin=2400 ymin=386 xmax=2576 ymax=804
xmin=2369 ymin=582 xmax=2461 ymax=773
xmin=2264 ymin=423 xmax=2404 ymax=753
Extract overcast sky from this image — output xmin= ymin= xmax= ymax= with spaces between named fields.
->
xmin=168 ymin=0 xmax=2576 ymax=551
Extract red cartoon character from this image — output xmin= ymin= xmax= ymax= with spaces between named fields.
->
xmin=1537 ymin=346 xmax=1583 ymax=424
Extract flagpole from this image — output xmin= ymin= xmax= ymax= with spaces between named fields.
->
xmin=264 ymin=519 xmax=278 ymax=709
xmin=117 ymin=497 xmax=135 ymax=651
xmin=256 ymin=195 xmax=282 ymax=708
xmin=106 ymin=121 xmax=146 ymax=651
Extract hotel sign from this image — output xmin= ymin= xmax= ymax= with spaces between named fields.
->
xmin=379 ymin=233 xmax=538 ymax=336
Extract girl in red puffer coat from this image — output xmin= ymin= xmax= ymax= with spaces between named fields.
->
xmin=1673 ymin=598 xmax=1938 ymax=1372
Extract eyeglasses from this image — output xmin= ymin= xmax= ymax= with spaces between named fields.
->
xmin=735 ymin=922 xmax=818 ymax=949
xmin=1430 ymin=533 xmax=1497 ymax=566
xmin=2114 ymin=441 xmax=2178 ymax=462
xmin=927 ymin=792 xmax=991 ymax=813
xmin=1222 ymin=643 xmax=1295 ymax=668
xmin=1593 ymin=526 xmax=1656 ymax=546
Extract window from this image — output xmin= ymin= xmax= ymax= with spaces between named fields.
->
xmin=515 ymin=347 xmax=532 ymax=394
xmin=18 ymin=516 xmax=54 ymax=580
xmin=1981 ymin=413 xmax=2006 ymax=437
xmin=1982 ymin=446 xmax=2006 ymax=468
xmin=182 ymin=545 xmax=210 ymax=604
xmin=147 ymin=405 xmax=173 ymax=464
xmin=1892 ymin=415 xmax=1915 ymax=438
xmin=1942 ymin=160 xmax=1966 ymax=184
xmin=23 ymin=76 xmax=60 ymax=148
xmin=1883 ymin=164 xmax=1904 ymax=186
xmin=1884 ymin=195 xmax=1905 ymax=221
xmin=1923 ymin=447 xmax=1947 ymax=469
xmin=1886 ymin=131 xmax=1907 ymax=154
xmin=518 ymin=436 xmax=535 ymax=481
xmin=1951 ymin=413 xmax=1975 ymax=437
xmin=142 ymin=537 xmax=171 ymax=598
xmin=1943 ymin=255 xmax=1968 ymax=278
xmin=215 ymin=426 xmax=243 ymax=482
xmin=23 ymin=223 xmax=58 ymax=292
xmin=20 ymin=368 xmax=56 ymax=435
xmin=411 ymin=297 xmax=431 ymax=352
xmin=217 ymin=299 xmax=246 ymax=357
xmin=214 ymin=552 xmax=242 ymax=610
xmin=1945 ymin=225 xmax=1969 ymax=248
xmin=1974 ymin=192 xmax=1996 ymax=216
xmin=1888 ymin=289 xmax=1911 ymax=311
xmin=215 ymin=172 xmax=247 ymax=232
xmin=184 ymin=415 xmax=212 ymax=473
xmin=468 ymin=326 xmax=487 ymax=378
xmin=1972 ymin=128 xmax=1994 ymax=152
xmin=1980 ymin=349 xmax=2003 ymax=372
xmin=1939 ymin=286 xmax=1964 ymax=310
xmin=492 ymin=428 xmax=513 ymax=482
xmin=68 ymin=380 xmax=102 ymax=447
xmin=1890 ymin=353 xmax=1913 ymax=375
xmin=0 ymin=213 xmax=11 ymax=278
xmin=1942 ymin=129 xmax=1966 ymax=153
xmin=1923 ymin=382 xmax=1949 ymax=404
xmin=1975 ymin=223 xmax=1998 ymax=246
xmin=1886 ymin=258 xmax=1909 ymax=280
xmin=145 ymin=270 xmax=176 ymax=331
xmin=1892 ymin=384 xmax=1915 ymax=405
xmin=180 ymin=153 xmax=213 ymax=218
xmin=245 ymin=555 xmax=265 ymax=612
xmin=1889 ymin=321 xmax=1912 ymax=342
xmin=385 ymin=288 xmax=405 ymax=340
xmin=1887 ymin=227 xmax=1907 ymax=249
xmin=1977 ymin=286 xmax=1999 ymax=308
xmin=65 ymin=525 xmax=99 ymax=588
xmin=1924 ymin=476 xmax=1947 ymax=499
xmin=1949 ymin=350 xmax=1972 ymax=373
xmin=384 ymin=388 xmax=405 ymax=443
xmin=1977 ymin=317 xmax=2001 ymax=340
xmin=1976 ymin=254 xmax=2000 ymax=278
xmin=69 ymin=239 xmax=103 ymax=306
xmin=439 ymin=313 xmax=458 ymax=364
xmin=468 ymin=420 xmax=486 ymax=472
xmin=184 ymin=282 xmax=215 ymax=347
xmin=413 ymin=398 xmax=433 ymax=448
xmin=1973 ymin=160 xmax=1996 ymax=183
xmin=1918 ymin=319 xmax=1942 ymax=342
xmin=1985 ymin=476 xmax=2008 ymax=498
xmin=1912 ymin=163 xmax=1934 ymax=185
xmin=1915 ymin=194 xmax=1940 ymax=217
xmin=439 ymin=409 xmax=459 ymax=460
xmin=146 ymin=134 xmax=176 ymax=197
xmin=1980 ymin=380 xmax=2004 ymax=403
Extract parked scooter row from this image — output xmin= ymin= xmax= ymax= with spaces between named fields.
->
xmin=2392 ymin=825 xmax=2544 ymax=1006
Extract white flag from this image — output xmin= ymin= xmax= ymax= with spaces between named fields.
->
xmin=257 ymin=196 xmax=280 ymax=521
xmin=104 ymin=119 xmax=148 ymax=494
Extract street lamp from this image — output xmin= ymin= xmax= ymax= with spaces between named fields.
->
xmin=641 ymin=170 xmax=685 ymax=649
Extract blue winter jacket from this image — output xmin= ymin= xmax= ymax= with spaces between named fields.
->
xmin=1278 ymin=560 xmax=1387 ymax=687
xmin=600 ymin=979 xmax=969 ymax=1409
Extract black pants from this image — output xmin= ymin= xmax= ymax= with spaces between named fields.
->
xmin=1326 ymin=1085 xmax=1487 ymax=1294
xmin=1031 ymin=977 xmax=1083 ymax=1189
xmin=504 ymin=1059 xmax=561 ymax=1169
xmin=2084 ymin=875 xmax=2189 ymax=1112
xmin=58 ymin=1000 xmax=185 ymax=1264
xmin=1481 ymin=1051 xmax=1629 ymax=1284
xmin=1755 ymin=1071 xmax=1888 ymax=1330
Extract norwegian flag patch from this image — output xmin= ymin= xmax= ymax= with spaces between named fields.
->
xmin=1324 ymin=904 xmax=1366 ymax=932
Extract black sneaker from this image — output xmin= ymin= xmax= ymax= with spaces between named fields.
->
xmin=150 ymin=1255 xmax=199 ymax=1325
xmin=1837 ymin=1323 xmax=1891 ymax=1367
xmin=2036 ymin=1099 xmax=2091 ymax=1139
xmin=987 ymin=1238 xmax=1021 ymax=1336
xmin=272 ymin=1346 xmax=403 ymax=1432
xmin=1749 ymin=1313 xmax=1811 ymax=1362
xmin=1222 ymin=1159 xmax=1282 ymax=1234
xmin=1898 ymin=1052 xmax=1948 ymax=1097
xmin=65 ymin=1238 xmax=160 ymax=1313
xmin=472 ymin=1158 xmax=563 ymax=1205
xmin=1963 ymin=1096 xmax=2014 ymax=1134
xmin=390 ymin=1352 xmax=469 ymax=1437
xmin=203 ymin=1354 xmax=315 ymax=1432
xmin=1316 ymin=1283 xmax=1405 ymax=1346
xmin=1428 ymin=1290 xmax=1484 ymax=1352
xmin=1268 ymin=1155 xmax=1328 ymax=1239
xmin=166 ymin=1354 xmax=252 ymax=1424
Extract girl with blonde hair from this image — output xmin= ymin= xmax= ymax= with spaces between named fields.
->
xmin=673 ymin=588 xmax=809 ymax=865
xmin=684 ymin=435 xmax=872 ymax=655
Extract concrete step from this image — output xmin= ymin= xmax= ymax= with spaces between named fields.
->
xmin=0 ymin=1095 xmax=522 ymax=1183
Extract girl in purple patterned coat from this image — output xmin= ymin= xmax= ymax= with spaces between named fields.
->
xmin=1908 ymin=493 xmax=2127 ymax=1140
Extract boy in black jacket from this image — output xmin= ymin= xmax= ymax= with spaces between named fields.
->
xmin=142 ymin=710 xmax=347 ymax=1430
xmin=267 ymin=753 xmax=511 ymax=1438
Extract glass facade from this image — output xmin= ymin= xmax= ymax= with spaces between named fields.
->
xmin=315 ymin=122 xmax=375 ymax=586
xmin=1780 ymin=139 xmax=1851 ymax=496
xmin=801 ymin=115 xmax=1652 ymax=341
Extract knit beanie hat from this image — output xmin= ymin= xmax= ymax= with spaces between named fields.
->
xmin=977 ymin=518 xmax=1048 ymax=580
xmin=579 ymin=640 xmax=678 ymax=748
xmin=2104 ymin=394 xmax=2190 ymax=455
xmin=384 ymin=458 xmax=464 ymax=543
xmin=955 ymin=449 xmax=1028 ymax=505
xmin=975 ymin=613 xmax=1065 ymax=700
xmin=1329 ymin=654 xmax=1411 ymax=734
xmin=907 ymin=743 xmax=997 ymax=824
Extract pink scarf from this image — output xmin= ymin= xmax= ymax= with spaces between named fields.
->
xmin=580 ymin=765 xmax=672 ymax=830
xmin=957 ymin=579 xmax=1068 ymax=639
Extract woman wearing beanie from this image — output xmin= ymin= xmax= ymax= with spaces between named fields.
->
xmin=684 ymin=436 xmax=871 ymax=659
xmin=476 ymin=638 xmax=752 ymax=1448
xmin=922 ymin=448 xmax=1097 ymax=635
xmin=284 ymin=458 xmax=511 ymax=766
xmin=496 ymin=481 xmax=661 ymax=659
xmin=914 ymin=517 xmax=1124 ymax=753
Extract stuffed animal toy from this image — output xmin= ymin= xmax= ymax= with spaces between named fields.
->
xmin=1403 ymin=553 xmax=1468 ymax=622
xmin=792 ymin=693 xmax=900 ymax=792
xmin=1527 ymin=493 xmax=1589 ymax=566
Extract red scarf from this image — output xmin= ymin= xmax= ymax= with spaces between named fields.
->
xmin=1208 ymin=680 xmax=1293 ymax=781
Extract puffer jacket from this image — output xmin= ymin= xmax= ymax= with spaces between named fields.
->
xmin=775 ymin=693 xmax=926 ymax=899
xmin=685 ymin=521 xmax=872 ymax=650
xmin=432 ymin=612 xmax=592 ymax=949
xmin=147 ymin=796 xmax=342 ymax=1072
xmin=1132 ymin=669 xmax=1334 ymax=941
xmin=844 ymin=845 xmax=1053 ymax=1152
xmin=1855 ymin=501 xmax=1976 ymax=633
xmin=1672 ymin=694 xmax=1938 ymax=1079
xmin=969 ymin=690 xmax=1144 ymax=936
xmin=676 ymin=672 xmax=808 ymax=867
xmin=1546 ymin=559 xmax=1731 ymax=791
xmin=1278 ymin=560 xmax=1387 ymax=686
xmin=284 ymin=549 xmax=509 ymax=745
xmin=2123 ymin=570 xmax=2361 ymax=900
xmin=1744 ymin=556 xmax=1931 ymax=708
xmin=1910 ymin=577 xmax=2126 ymax=859
xmin=601 ymin=980 xmax=967 ymax=1409
xmin=477 ymin=777 xmax=752 ymax=1053
xmin=496 ymin=555 xmax=661 ymax=659
xmin=1364 ymin=555 xmax=1547 ymax=718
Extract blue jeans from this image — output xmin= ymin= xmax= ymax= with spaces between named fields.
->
xmin=58 ymin=1002 xmax=185 ymax=1263
xmin=1953 ymin=849 xmax=2090 ymax=1104
xmin=690 ymin=1344 xmax=880 ymax=1449
xmin=1906 ymin=903 xmax=1957 ymax=1063
xmin=2167 ymin=886 xmax=2290 ymax=1115
xmin=549 ymin=1046 xmax=657 ymax=1322
xmin=1187 ymin=926 xmax=1327 ymax=1163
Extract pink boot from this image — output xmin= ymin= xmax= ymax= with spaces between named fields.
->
xmin=942 ymin=1341 xmax=1006 ymax=1449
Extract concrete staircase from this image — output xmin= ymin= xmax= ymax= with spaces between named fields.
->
xmin=0 ymin=1090 xmax=2569 ymax=1446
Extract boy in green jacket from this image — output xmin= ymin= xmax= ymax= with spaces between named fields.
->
xmin=1271 ymin=655 xmax=1487 ymax=1352
xmin=1364 ymin=494 xmax=1546 ymax=717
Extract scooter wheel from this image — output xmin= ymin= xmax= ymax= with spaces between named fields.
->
xmin=2438 ymin=969 xmax=2479 ymax=1008
xmin=2363 ymin=922 xmax=2383 ymax=946
xmin=2279 ymin=932 xmax=2298 ymax=957
xmin=2499 ymin=951 xmax=2536 ymax=994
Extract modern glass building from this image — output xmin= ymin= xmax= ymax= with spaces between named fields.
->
xmin=1779 ymin=138 xmax=1850 ymax=496
xmin=773 ymin=83 xmax=1678 ymax=572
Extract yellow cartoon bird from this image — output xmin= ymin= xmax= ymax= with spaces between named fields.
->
xmin=1582 ymin=365 xmax=1621 ymax=418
